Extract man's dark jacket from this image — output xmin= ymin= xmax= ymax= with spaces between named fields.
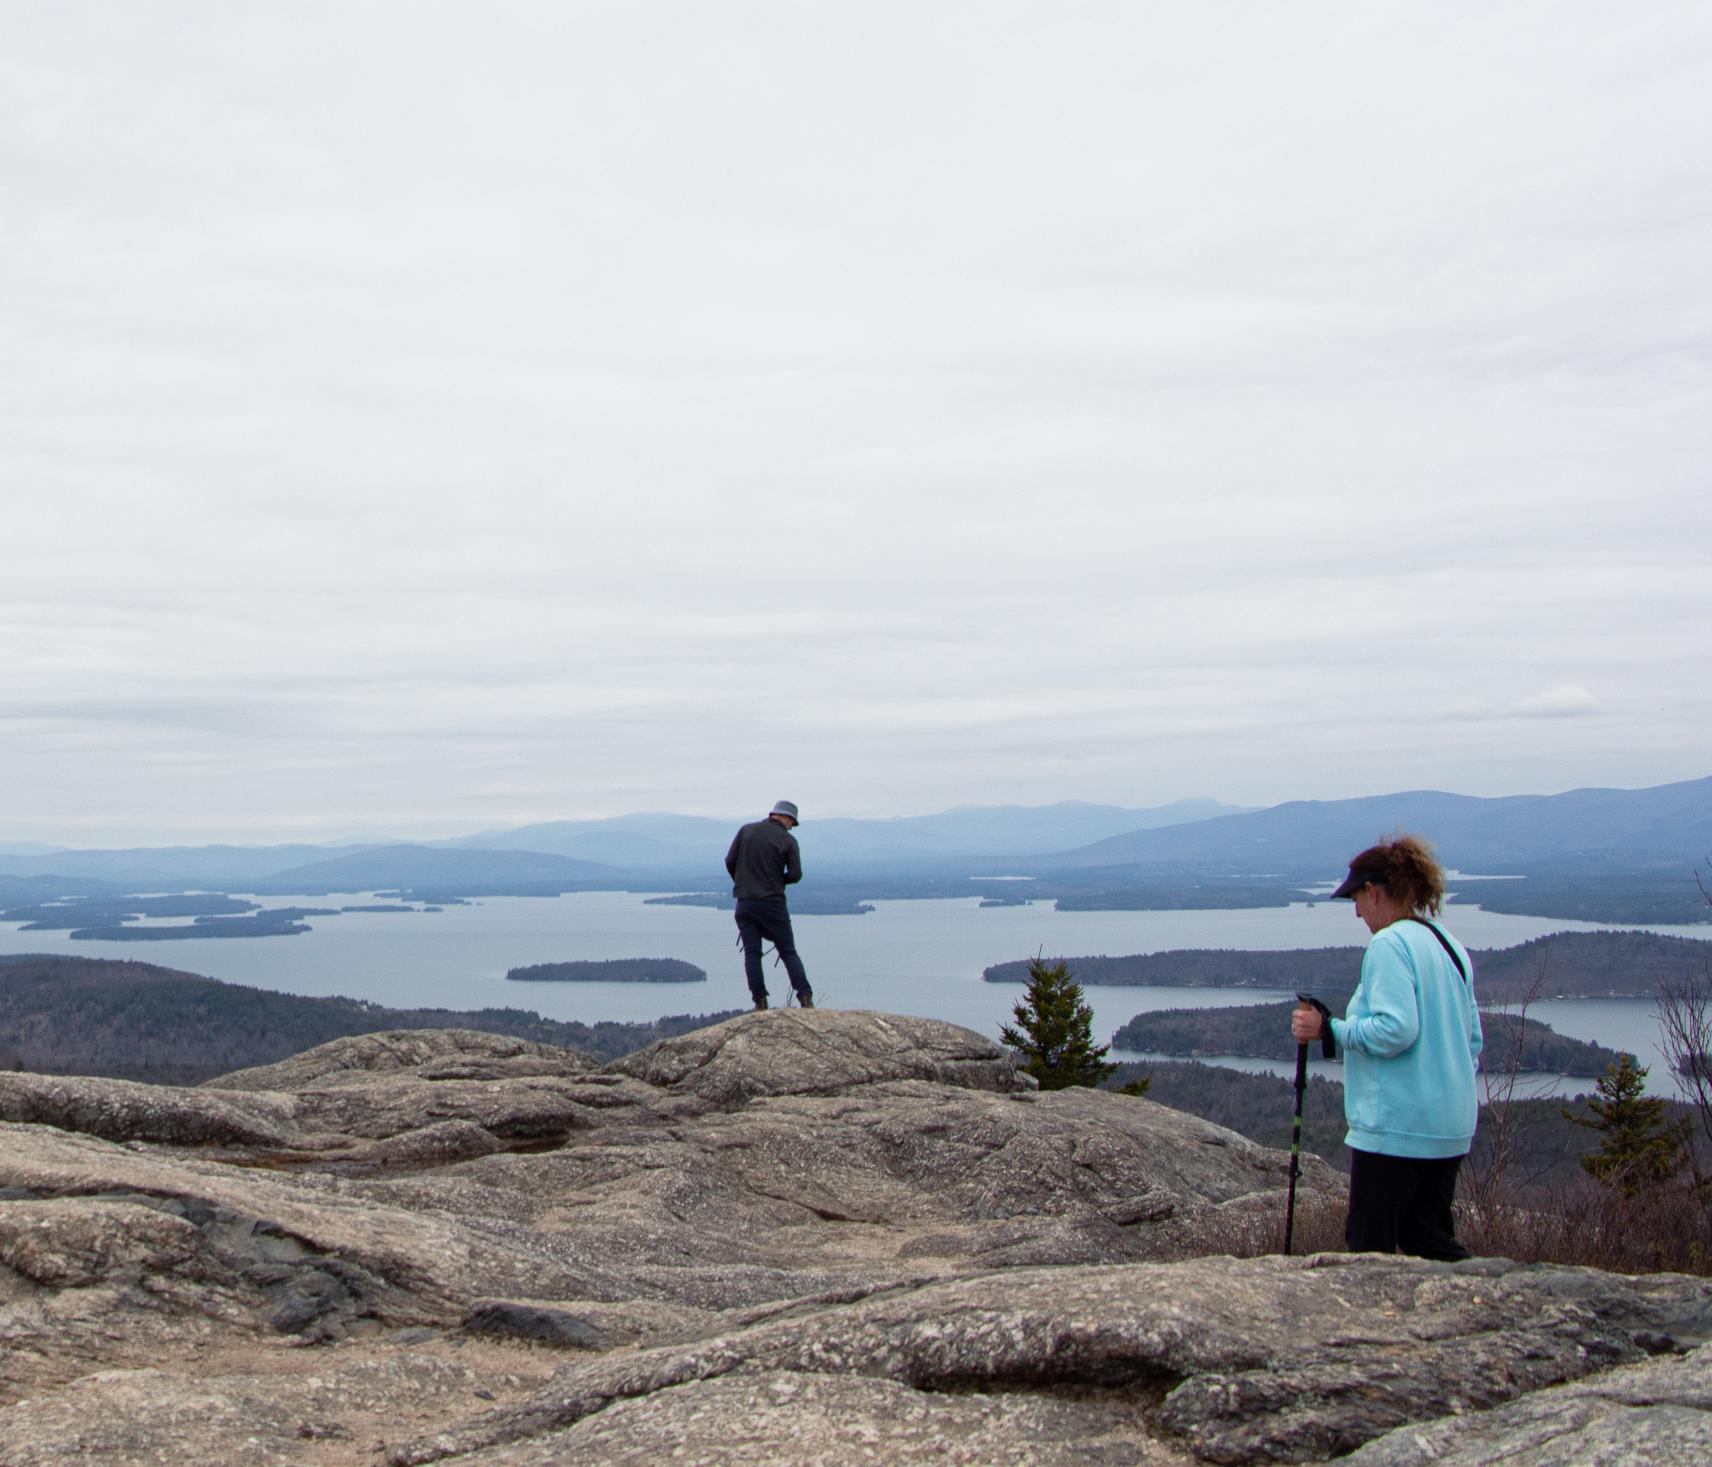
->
xmin=725 ymin=818 xmax=802 ymax=903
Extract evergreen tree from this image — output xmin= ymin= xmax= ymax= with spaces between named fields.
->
xmin=999 ymin=958 xmax=1117 ymax=1090
xmin=1564 ymin=1053 xmax=1688 ymax=1195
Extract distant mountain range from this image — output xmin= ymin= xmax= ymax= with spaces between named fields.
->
xmin=0 ymin=843 xmax=380 ymax=890
xmin=0 ymin=799 xmax=1248 ymax=890
xmin=242 ymin=845 xmax=617 ymax=896
xmin=448 ymin=798 xmax=1244 ymax=873
xmin=0 ymin=780 xmax=1706 ymax=909
xmin=1037 ymin=776 xmax=1712 ymax=878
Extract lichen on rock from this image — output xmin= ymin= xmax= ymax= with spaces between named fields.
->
xmin=0 ymin=1011 xmax=1707 ymax=1465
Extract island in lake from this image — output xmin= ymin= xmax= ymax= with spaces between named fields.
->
xmin=0 ymin=893 xmax=441 ymax=942
xmin=505 ymin=957 xmax=707 ymax=983
xmin=68 ymin=910 xmax=329 ymax=940
xmin=982 ymin=931 xmax=1712 ymax=1002
xmin=1112 ymin=1001 xmax=1630 ymax=1077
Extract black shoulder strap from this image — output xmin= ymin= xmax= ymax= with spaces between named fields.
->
xmin=1405 ymin=916 xmax=1468 ymax=985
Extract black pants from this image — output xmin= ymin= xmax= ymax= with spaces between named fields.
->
xmin=734 ymin=898 xmax=810 ymax=1004
xmin=1345 ymin=1150 xmax=1471 ymax=1261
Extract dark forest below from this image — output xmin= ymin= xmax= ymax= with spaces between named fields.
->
xmin=0 ymin=954 xmax=741 ymax=1084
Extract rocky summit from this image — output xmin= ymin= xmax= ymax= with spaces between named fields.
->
xmin=1 ymin=1009 xmax=1708 ymax=1464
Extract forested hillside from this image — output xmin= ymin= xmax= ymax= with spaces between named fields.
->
xmin=1456 ymin=874 xmax=1712 ymax=925
xmin=985 ymin=946 xmax=1367 ymax=989
xmin=985 ymin=930 xmax=1712 ymax=1000
xmin=0 ymin=955 xmax=740 ymax=1083
xmin=1112 ymin=1002 xmax=1628 ymax=1076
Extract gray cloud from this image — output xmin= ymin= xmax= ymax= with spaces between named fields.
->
xmin=3 ymin=3 xmax=1710 ymax=842
xmin=1511 ymin=685 xmax=1602 ymax=720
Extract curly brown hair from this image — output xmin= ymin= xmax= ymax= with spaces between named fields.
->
xmin=1344 ymin=833 xmax=1446 ymax=916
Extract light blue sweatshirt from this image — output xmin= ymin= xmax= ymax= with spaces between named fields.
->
xmin=1330 ymin=918 xmax=1484 ymax=1159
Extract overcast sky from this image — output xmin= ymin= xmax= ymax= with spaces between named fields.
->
xmin=4 ymin=2 xmax=1709 ymax=845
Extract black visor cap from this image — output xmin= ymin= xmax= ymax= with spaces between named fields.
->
xmin=1330 ymin=865 xmax=1386 ymax=900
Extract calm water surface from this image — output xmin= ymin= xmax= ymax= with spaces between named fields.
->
xmin=4 ymin=892 xmax=1705 ymax=1096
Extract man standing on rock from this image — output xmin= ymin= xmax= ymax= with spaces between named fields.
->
xmin=725 ymin=800 xmax=814 ymax=1011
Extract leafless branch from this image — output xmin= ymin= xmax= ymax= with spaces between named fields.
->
xmin=1656 ymin=970 xmax=1712 ymax=1187
xmin=1465 ymin=945 xmax=1548 ymax=1220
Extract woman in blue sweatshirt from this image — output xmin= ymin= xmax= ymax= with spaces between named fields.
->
xmin=1292 ymin=834 xmax=1483 ymax=1259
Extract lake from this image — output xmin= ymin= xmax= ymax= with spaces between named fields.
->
xmin=3 ymin=891 xmax=1706 ymax=1097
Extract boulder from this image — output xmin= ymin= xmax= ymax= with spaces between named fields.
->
xmin=203 ymin=1029 xmax=666 ymax=1148
xmin=3 ymin=1013 xmax=1706 ymax=1465
xmin=0 ymin=1121 xmax=646 ymax=1335
xmin=0 ymin=1198 xmax=227 ymax=1291
xmin=385 ymin=1255 xmax=1712 ymax=1466
xmin=0 ymin=1072 xmax=313 ymax=1149
xmin=447 ymin=1369 xmax=1186 ymax=1465
xmin=205 ymin=1028 xmax=597 ymax=1090
xmin=0 ymin=1351 xmax=553 ymax=1467
xmin=327 ymin=1118 xmax=506 ymax=1173
xmin=1344 ymin=1340 xmax=1712 ymax=1464
xmin=463 ymin=1300 xmax=611 ymax=1350
xmin=235 ymin=1072 xmax=625 ymax=1146
xmin=604 ymin=1008 xmax=1031 ymax=1105
xmin=0 ymin=1063 xmax=629 ymax=1158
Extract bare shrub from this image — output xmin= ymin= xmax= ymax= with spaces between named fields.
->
xmin=1161 ymin=1174 xmax=1708 ymax=1274
xmin=1461 ymin=948 xmax=1548 ymax=1231
xmin=1458 ymin=1169 xmax=1711 ymax=1275
xmin=1656 ymin=976 xmax=1712 ymax=1187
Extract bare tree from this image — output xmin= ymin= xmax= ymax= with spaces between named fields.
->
xmin=1654 ymin=857 xmax=1712 ymax=1187
xmin=1462 ymin=947 xmax=1548 ymax=1225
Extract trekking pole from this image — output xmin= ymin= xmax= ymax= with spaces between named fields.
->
xmin=1284 ymin=1033 xmax=1309 ymax=1255
xmin=1285 ymin=993 xmax=1335 ymax=1255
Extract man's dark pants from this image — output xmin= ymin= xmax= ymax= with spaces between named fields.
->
xmin=734 ymin=898 xmax=811 ymax=1005
xmin=1345 ymin=1149 xmax=1471 ymax=1261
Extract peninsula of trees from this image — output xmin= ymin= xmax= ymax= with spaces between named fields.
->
xmin=0 ymin=892 xmax=439 ymax=941
xmin=1111 ymin=1002 xmax=1629 ymax=1076
xmin=983 ymin=931 xmax=1712 ymax=1002
xmin=505 ymin=958 xmax=706 ymax=983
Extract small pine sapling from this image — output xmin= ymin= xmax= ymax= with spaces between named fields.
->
xmin=999 ymin=957 xmax=1118 ymax=1091
xmin=1564 ymin=1053 xmax=1690 ymax=1197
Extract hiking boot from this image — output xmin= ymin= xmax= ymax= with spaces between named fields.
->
xmin=797 ymin=991 xmax=814 ymax=1009
xmin=752 ymin=996 xmax=769 ymax=1011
